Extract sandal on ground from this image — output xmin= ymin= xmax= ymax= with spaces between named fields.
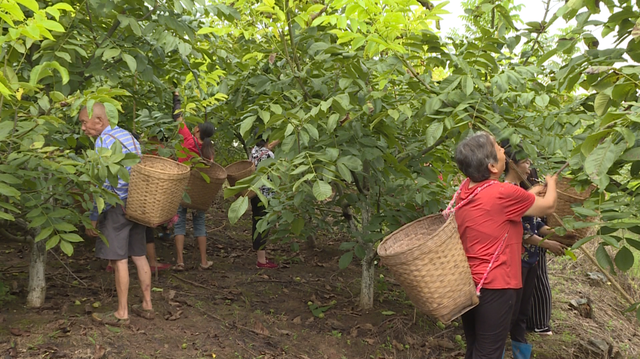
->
xmin=173 ymin=263 xmax=185 ymax=271
xmin=92 ymin=312 xmax=130 ymax=326
xmin=131 ymin=304 xmax=155 ymax=320
xmin=198 ymin=261 xmax=214 ymax=270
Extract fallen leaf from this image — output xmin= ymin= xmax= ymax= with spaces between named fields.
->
xmin=106 ymin=325 xmax=121 ymax=334
xmin=282 ymin=288 xmax=289 ymax=294
xmin=165 ymin=310 xmax=183 ymax=321
xmin=361 ymin=323 xmax=375 ymax=331
xmin=9 ymin=328 xmax=29 ymax=336
xmin=292 ymin=316 xmax=302 ymax=324
xmin=363 ymin=338 xmax=376 ymax=345
xmin=349 ymin=327 xmax=358 ymax=338
xmin=163 ymin=289 xmax=177 ymax=300
xmin=275 ymin=328 xmax=294 ymax=336
xmin=94 ymin=344 xmax=106 ymax=359
xmin=392 ymin=340 xmax=405 ymax=351
xmin=305 ymin=317 xmax=314 ymax=324
xmin=324 ymin=284 xmax=331 ymax=290
xmin=253 ymin=321 xmax=270 ymax=336
xmin=92 ymin=301 xmax=101 ymax=308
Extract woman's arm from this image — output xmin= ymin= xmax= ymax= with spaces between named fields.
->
xmin=524 ymin=174 xmax=558 ymax=217
xmin=524 ymin=234 xmax=567 ymax=256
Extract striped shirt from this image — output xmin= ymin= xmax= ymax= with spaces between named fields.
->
xmin=89 ymin=126 xmax=141 ymax=220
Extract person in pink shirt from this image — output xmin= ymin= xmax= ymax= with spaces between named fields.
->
xmin=172 ymin=91 xmax=216 ymax=271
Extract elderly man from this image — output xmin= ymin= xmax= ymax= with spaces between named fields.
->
xmin=79 ymin=103 xmax=154 ymax=325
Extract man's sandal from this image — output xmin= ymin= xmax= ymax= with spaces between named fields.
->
xmin=131 ymin=304 xmax=155 ymax=320
xmin=92 ymin=312 xmax=130 ymax=326
xmin=173 ymin=263 xmax=185 ymax=271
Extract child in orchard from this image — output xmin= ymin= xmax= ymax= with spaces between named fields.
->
xmin=250 ymin=133 xmax=280 ymax=269
xmin=172 ymin=91 xmax=216 ymax=271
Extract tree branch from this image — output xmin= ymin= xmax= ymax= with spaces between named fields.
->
xmin=522 ymin=0 xmax=551 ymax=66
xmin=138 ymin=0 xmax=159 ymax=21
xmin=98 ymin=19 xmax=121 ymax=48
xmin=307 ymin=1 xmax=331 ymax=26
xmin=0 ymin=227 xmax=30 ymax=243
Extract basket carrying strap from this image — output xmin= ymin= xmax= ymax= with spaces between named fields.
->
xmin=443 ymin=178 xmax=509 ymax=297
xmin=102 ymin=133 xmax=140 ymax=215
xmin=103 ymin=133 xmax=140 ymax=155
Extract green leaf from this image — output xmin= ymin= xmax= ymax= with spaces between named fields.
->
xmin=312 ymin=180 xmax=332 ymax=201
xmin=339 ymin=242 xmax=357 ymax=250
xmin=338 ymin=251 xmax=353 ymax=269
xmin=594 ymin=92 xmax=611 ymax=116
xmin=59 ymin=240 xmax=74 ymax=256
xmin=426 ymin=121 xmax=443 ymax=147
xmin=381 ymin=311 xmax=396 ymax=316
xmin=0 ymin=183 xmax=20 ymax=197
xmin=60 ymin=233 xmax=84 ymax=243
xmin=16 ymin=0 xmax=39 ymax=11
xmin=0 ymin=174 xmax=20 ymax=184
xmin=96 ymin=197 xmax=105 ymax=214
xmin=584 ymin=137 xmax=625 ymax=188
xmin=45 ymin=235 xmax=60 ymax=250
xmin=34 ymin=226 xmax=54 ymax=242
xmin=29 ymin=215 xmax=47 ymax=229
xmin=461 ymin=76 xmax=474 ymax=96
xmin=595 ymin=244 xmax=614 ymax=273
xmin=291 ymin=217 xmax=304 ymax=235
xmin=40 ymin=19 xmax=64 ymax=32
xmin=102 ymin=48 xmax=121 ymax=61
xmin=337 ymin=156 xmax=362 ymax=171
xmin=621 ymin=147 xmax=640 ymax=161
xmin=103 ymin=102 xmax=119 ymax=128
xmin=425 ymin=96 xmax=442 ymax=115
xmin=327 ymin=113 xmax=339 ymax=132
xmin=122 ymin=53 xmax=137 ymax=73
xmin=228 ymin=196 xmax=249 ymax=225
xmin=54 ymin=222 xmax=77 ymax=232
xmin=303 ymin=123 xmax=319 ymax=140
xmin=0 ymin=211 xmax=15 ymax=221
xmin=614 ymin=246 xmax=634 ymax=272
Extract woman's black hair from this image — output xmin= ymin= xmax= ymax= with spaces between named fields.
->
xmin=521 ymin=167 xmax=540 ymax=190
xmin=501 ymin=139 xmax=527 ymax=174
xmin=254 ymin=130 xmax=267 ymax=147
xmin=197 ymin=122 xmax=215 ymax=160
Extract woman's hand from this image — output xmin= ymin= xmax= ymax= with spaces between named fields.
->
xmin=528 ymin=184 xmax=545 ymax=196
xmin=541 ymin=240 xmax=567 ymax=256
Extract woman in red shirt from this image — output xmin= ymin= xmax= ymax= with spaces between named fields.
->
xmin=172 ymin=91 xmax=216 ymax=271
xmin=453 ymin=132 xmax=557 ymax=359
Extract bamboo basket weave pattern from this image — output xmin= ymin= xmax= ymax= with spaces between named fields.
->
xmin=547 ymin=178 xmax=597 ymax=245
xmin=225 ymin=160 xmax=256 ymax=197
xmin=377 ymin=214 xmax=478 ymax=323
xmin=126 ymin=155 xmax=190 ymax=227
xmin=182 ymin=162 xmax=227 ymax=211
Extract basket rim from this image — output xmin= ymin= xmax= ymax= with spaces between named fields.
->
xmin=378 ymin=213 xmax=451 ymax=258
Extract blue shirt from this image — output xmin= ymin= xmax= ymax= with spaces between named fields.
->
xmin=90 ymin=126 xmax=141 ymax=220
xmin=522 ymin=216 xmax=545 ymax=267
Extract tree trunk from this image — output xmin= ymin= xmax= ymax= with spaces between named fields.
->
xmin=359 ymin=203 xmax=375 ymax=310
xmin=26 ymin=236 xmax=46 ymax=308
xmin=360 ymin=243 xmax=376 ymax=310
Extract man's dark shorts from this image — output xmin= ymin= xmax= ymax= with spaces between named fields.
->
xmin=96 ymin=204 xmax=146 ymax=260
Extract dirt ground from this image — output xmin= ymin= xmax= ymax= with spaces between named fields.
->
xmin=1 ymin=199 xmax=640 ymax=359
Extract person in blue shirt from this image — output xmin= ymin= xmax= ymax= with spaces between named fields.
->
xmin=80 ymin=103 xmax=154 ymax=326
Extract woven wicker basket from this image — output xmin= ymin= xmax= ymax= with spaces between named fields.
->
xmin=181 ymin=162 xmax=227 ymax=211
xmin=126 ymin=155 xmax=190 ymax=227
xmin=547 ymin=178 xmax=597 ymax=245
xmin=225 ymin=160 xmax=256 ymax=197
xmin=377 ymin=214 xmax=479 ymax=323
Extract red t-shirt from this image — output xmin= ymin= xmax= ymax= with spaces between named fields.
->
xmin=177 ymin=123 xmax=200 ymax=163
xmin=455 ymin=180 xmax=535 ymax=289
